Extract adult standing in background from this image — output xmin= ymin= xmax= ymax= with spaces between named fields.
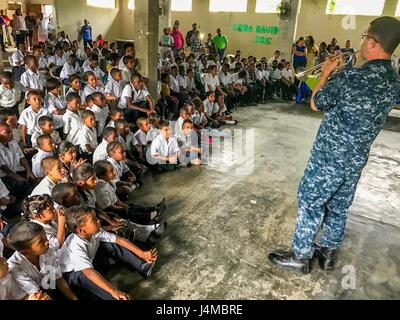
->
xmin=14 ymin=8 xmax=28 ymax=47
xmin=185 ymin=23 xmax=197 ymax=48
xmin=37 ymin=12 xmax=48 ymax=43
xmin=305 ymin=36 xmax=319 ymax=69
xmin=327 ymin=37 xmax=340 ymax=55
xmin=170 ymin=25 xmax=184 ymax=56
xmin=213 ymin=28 xmax=228 ymax=61
xmin=80 ymin=19 xmax=92 ymax=49
xmin=25 ymin=12 xmax=36 ymax=50
xmin=0 ymin=10 xmax=11 ymax=49
xmin=0 ymin=14 xmax=6 ymax=52
xmin=340 ymin=40 xmax=357 ymax=69
xmin=292 ymin=37 xmax=307 ymax=72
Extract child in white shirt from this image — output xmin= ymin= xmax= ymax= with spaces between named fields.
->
xmin=174 ymin=105 xmax=190 ymax=136
xmin=106 ymin=108 xmax=124 ymax=129
xmin=86 ymin=92 xmax=109 ymax=137
xmin=31 ymin=135 xmax=55 ymax=179
xmin=66 ymin=74 xmax=85 ymax=103
xmin=92 ymin=127 xmax=118 ymax=164
xmin=60 ymin=54 xmax=81 ymax=84
xmin=104 ymin=68 xmax=123 ymax=105
xmin=77 ymin=110 xmax=98 ymax=157
xmin=63 ymin=92 xmax=83 ymax=145
xmin=20 ymin=55 xmax=45 ymax=95
xmin=31 ymin=156 xmax=65 ymax=197
xmin=31 ymin=116 xmax=61 ymax=149
xmin=83 ymin=53 xmax=105 ymax=83
xmin=147 ymin=112 xmax=161 ymax=143
xmin=0 ymin=72 xmax=23 ymax=117
xmin=44 ymin=78 xmax=66 ymax=130
xmin=83 ymin=71 xmax=104 ymax=99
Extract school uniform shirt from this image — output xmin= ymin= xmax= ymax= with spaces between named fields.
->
xmin=203 ymin=99 xmax=219 ymax=117
xmin=118 ymin=83 xmax=150 ymax=109
xmin=256 ymin=69 xmax=264 ymax=81
xmin=32 ymin=149 xmax=54 ymax=179
xmin=0 ymin=178 xmax=10 ymax=211
xmin=169 ymin=75 xmax=180 ymax=92
xmin=230 ymin=72 xmax=241 ymax=85
xmin=18 ymin=106 xmax=50 ymax=136
xmin=31 ymin=129 xmax=61 ymax=149
xmin=263 ymin=70 xmax=270 ymax=81
xmin=87 ymin=104 xmax=107 ymax=137
xmin=134 ymin=129 xmax=148 ymax=146
xmin=8 ymin=249 xmax=62 ymax=295
xmin=107 ymin=157 xmax=129 ymax=181
xmin=38 ymin=55 xmax=48 ymax=70
xmin=218 ymin=71 xmax=231 ymax=87
xmin=121 ymin=66 xmax=132 ymax=85
xmin=44 ymin=93 xmax=66 ymax=129
xmin=11 ymin=50 xmax=25 ymax=67
xmin=48 ymin=55 xmax=66 ymax=67
xmin=0 ymin=274 xmax=26 ymax=300
xmin=83 ymin=84 xmax=104 ymax=99
xmin=0 ymin=141 xmax=25 ymax=178
xmin=147 ymin=126 xmax=160 ymax=143
xmin=118 ymin=132 xmax=137 ymax=153
xmin=20 ymin=69 xmax=45 ymax=92
xmin=92 ymin=139 xmax=108 ymax=164
xmin=95 ymin=179 xmax=118 ymax=211
xmin=31 ymin=176 xmax=57 ymax=198
xmin=177 ymin=75 xmax=188 ymax=89
xmin=31 ymin=220 xmax=60 ymax=252
xmin=83 ymin=65 xmax=105 ymax=80
xmin=66 ymin=87 xmax=85 ymax=104
xmin=59 ymin=230 xmax=116 ymax=273
xmin=175 ymin=117 xmax=184 ymax=136
xmin=0 ymin=83 xmax=21 ymax=108
xmin=60 ymin=62 xmax=81 ymax=80
xmin=150 ymin=134 xmax=180 ymax=159
xmin=105 ymin=78 xmax=124 ymax=99
xmin=271 ymin=69 xmax=282 ymax=81
xmin=186 ymin=76 xmax=196 ymax=90
xmin=281 ymin=68 xmax=293 ymax=81
xmin=77 ymin=125 xmax=98 ymax=153
xmin=63 ymin=109 xmax=83 ymax=145
xmin=105 ymin=120 xmax=115 ymax=128
xmin=82 ymin=59 xmax=91 ymax=70
xmin=204 ymin=74 xmax=220 ymax=92
xmin=177 ymin=131 xmax=199 ymax=160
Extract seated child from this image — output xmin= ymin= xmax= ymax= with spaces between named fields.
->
xmin=22 ymin=194 xmax=66 ymax=251
xmin=31 ymin=156 xmax=65 ymax=196
xmin=0 ymin=109 xmax=22 ymax=146
xmin=83 ymin=53 xmax=105 ymax=83
xmin=62 ymin=92 xmax=83 ymax=145
xmin=93 ymin=127 xmax=118 ymax=164
xmin=60 ymin=205 xmax=157 ymax=300
xmin=31 ymin=135 xmax=55 ymax=179
xmin=189 ymin=97 xmax=207 ymax=130
xmin=177 ymin=119 xmax=203 ymax=166
xmin=20 ymin=55 xmax=45 ymax=95
xmin=44 ymin=78 xmax=66 ymax=131
xmin=83 ymin=71 xmax=104 ymax=99
xmin=18 ymin=91 xmax=50 ymax=148
xmin=0 ymin=72 xmax=23 ymax=118
xmin=66 ymin=74 xmax=85 ymax=104
xmin=149 ymin=121 xmax=181 ymax=171
xmin=175 ymin=105 xmax=190 ymax=136
xmin=0 ymin=177 xmax=16 ymax=219
xmin=0 ymin=123 xmax=35 ymax=201
xmin=86 ymin=92 xmax=109 ymax=138
xmin=57 ymin=141 xmax=87 ymax=182
xmin=160 ymin=72 xmax=179 ymax=120
xmin=94 ymin=160 xmax=166 ymax=225
xmin=104 ymin=68 xmax=123 ymax=106
xmin=147 ymin=112 xmax=161 ymax=143
xmin=60 ymin=54 xmax=81 ymax=84
xmin=78 ymin=110 xmax=98 ymax=160
xmin=31 ymin=116 xmax=61 ymax=149
xmin=106 ymin=108 xmax=124 ymax=128
xmin=7 ymin=221 xmax=78 ymax=299
xmin=120 ymin=55 xmax=134 ymax=85
xmin=133 ymin=117 xmax=150 ymax=161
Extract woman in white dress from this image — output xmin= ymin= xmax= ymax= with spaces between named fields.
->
xmin=37 ymin=12 xmax=48 ymax=43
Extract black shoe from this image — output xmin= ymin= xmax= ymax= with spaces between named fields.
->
xmin=268 ymin=250 xmax=310 ymax=274
xmin=154 ymin=199 xmax=167 ymax=221
xmin=314 ymin=243 xmax=336 ymax=271
xmin=151 ymin=221 xmax=167 ymax=238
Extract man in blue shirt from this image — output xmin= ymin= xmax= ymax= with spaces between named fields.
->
xmin=268 ymin=16 xmax=400 ymax=274
xmin=80 ymin=19 xmax=92 ymax=49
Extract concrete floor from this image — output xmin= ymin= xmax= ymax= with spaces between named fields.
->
xmin=108 ymin=102 xmax=400 ymax=300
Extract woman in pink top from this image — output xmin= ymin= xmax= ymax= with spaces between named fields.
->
xmin=170 ymin=25 xmax=184 ymax=56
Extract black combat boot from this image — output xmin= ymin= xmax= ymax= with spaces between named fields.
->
xmin=314 ymin=243 xmax=336 ymax=271
xmin=268 ymin=250 xmax=310 ymax=275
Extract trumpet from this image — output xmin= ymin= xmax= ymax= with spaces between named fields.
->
xmin=295 ymin=50 xmax=359 ymax=82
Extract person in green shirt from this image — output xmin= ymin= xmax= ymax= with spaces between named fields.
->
xmin=213 ymin=28 xmax=228 ymax=61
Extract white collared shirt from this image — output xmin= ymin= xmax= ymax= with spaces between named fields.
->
xmin=83 ymin=84 xmax=104 ymax=99
xmin=118 ymin=83 xmax=150 ymax=109
xmin=48 ymin=54 xmax=66 ymax=67
xmin=60 ymin=62 xmax=81 ymax=80
xmin=83 ymin=65 xmax=105 ymax=80
xmin=174 ymin=117 xmax=184 ymax=136
xmin=62 ymin=109 xmax=83 ymax=145
xmin=44 ymin=93 xmax=66 ymax=129
xmin=87 ymin=104 xmax=107 ymax=137
xmin=11 ymin=50 xmax=25 ymax=67
xmin=204 ymin=74 xmax=220 ymax=91
xmin=134 ymin=129 xmax=148 ymax=146
xmin=105 ymin=78 xmax=124 ymax=99
xmin=120 ymin=66 xmax=132 ymax=84
xmin=38 ymin=55 xmax=48 ymax=70
xmin=203 ymin=98 xmax=219 ymax=117
xmin=107 ymin=157 xmax=129 ymax=180
xmin=20 ymin=69 xmax=45 ymax=92
xmin=0 ymin=141 xmax=25 ymax=178
xmin=150 ymin=134 xmax=180 ymax=159
xmin=177 ymin=75 xmax=188 ymax=89
xmin=30 ymin=176 xmax=57 ymax=197
xmin=18 ymin=106 xmax=50 ymax=135
xmin=118 ymin=132 xmax=137 ymax=152
xmin=218 ymin=71 xmax=231 ymax=86
xmin=0 ymin=274 xmax=26 ymax=300
xmin=8 ymin=249 xmax=62 ymax=295
xmin=31 ymin=129 xmax=61 ymax=149
xmin=32 ymin=149 xmax=54 ymax=179
xmin=147 ymin=126 xmax=160 ymax=143
xmin=169 ymin=75 xmax=180 ymax=92
xmin=95 ymin=179 xmax=118 ymax=211
xmin=31 ymin=219 xmax=60 ymax=252
xmin=281 ymin=68 xmax=293 ymax=81
xmin=59 ymin=230 xmax=116 ymax=273
xmin=92 ymin=139 xmax=108 ymax=164
xmin=186 ymin=76 xmax=196 ymax=90
xmin=106 ymin=120 xmax=115 ymax=128
xmin=77 ymin=125 xmax=98 ymax=153
xmin=0 ymin=83 xmax=22 ymax=108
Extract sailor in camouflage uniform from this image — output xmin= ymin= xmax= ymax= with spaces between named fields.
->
xmin=268 ymin=17 xmax=400 ymax=274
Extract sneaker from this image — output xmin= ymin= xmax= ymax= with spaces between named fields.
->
xmin=141 ymin=260 xmax=156 ymax=278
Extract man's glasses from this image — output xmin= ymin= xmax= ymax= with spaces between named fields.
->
xmin=362 ymin=32 xmax=379 ymax=43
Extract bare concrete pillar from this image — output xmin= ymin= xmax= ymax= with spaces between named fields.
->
xmin=275 ymin=0 xmax=301 ymax=60
xmin=134 ymin=0 xmax=160 ymax=98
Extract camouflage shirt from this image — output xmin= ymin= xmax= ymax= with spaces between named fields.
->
xmin=312 ymin=59 xmax=400 ymax=173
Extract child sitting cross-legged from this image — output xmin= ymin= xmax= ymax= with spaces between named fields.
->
xmin=106 ymin=108 xmax=124 ymax=129
xmin=59 ymin=205 xmax=158 ymax=300
xmin=22 ymin=194 xmax=66 ymax=252
xmin=77 ymin=110 xmax=98 ymax=162
xmin=31 ymin=135 xmax=55 ymax=179
xmin=177 ymin=119 xmax=203 ymax=166
xmin=57 ymin=141 xmax=87 ymax=183
xmin=7 ymin=221 xmax=78 ymax=300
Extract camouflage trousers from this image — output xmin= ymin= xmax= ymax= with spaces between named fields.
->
xmin=291 ymin=159 xmax=362 ymax=259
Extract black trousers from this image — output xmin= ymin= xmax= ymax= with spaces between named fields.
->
xmin=63 ymin=242 xmax=147 ymax=300
xmin=282 ymin=82 xmax=298 ymax=100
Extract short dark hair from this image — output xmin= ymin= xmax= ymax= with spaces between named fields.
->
xmin=94 ymin=160 xmax=112 ymax=178
xmin=81 ymin=109 xmax=95 ymax=120
xmin=8 ymin=222 xmax=44 ymax=251
xmin=66 ymin=92 xmax=81 ymax=103
xmin=102 ymin=127 xmax=118 ymax=139
xmin=37 ymin=134 xmax=52 ymax=148
xmin=38 ymin=115 xmax=54 ymax=127
xmin=368 ymin=16 xmax=400 ymax=54
xmin=123 ymin=55 xmax=133 ymax=65
xmin=72 ymin=163 xmax=96 ymax=182
xmin=69 ymin=74 xmax=81 ymax=84
xmin=0 ymin=108 xmax=16 ymax=123
xmin=51 ymin=182 xmax=78 ymax=207
xmin=27 ymin=90 xmax=41 ymax=100
xmin=107 ymin=141 xmax=124 ymax=156
xmin=65 ymin=205 xmax=95 ymax=233
xmin=45 ymin=77 xmax=62 ymax=91
xmin=0 ymin=71 xmax=12 ymax=82
xmin=114 ymin=119 xmax=126 ymax=130
xmin=89 ymin=53 xmax=99 ymax=62
xmin=83 ymin=71 xmax=96 ymax=81
xmin=24 ymin=55 xmax=37 ymax=65
xmin=159 ymin=120 xmax=170 ymax=129
xmin=110 ymin=67 xmax=121 ymax=78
